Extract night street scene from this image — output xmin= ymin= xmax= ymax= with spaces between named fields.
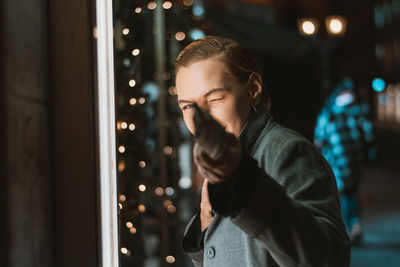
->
xmin=1 ymin=0 xmax=399 ymax=266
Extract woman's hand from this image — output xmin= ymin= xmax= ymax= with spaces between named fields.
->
xmin=194 ymin=132 xmax=242 ymax=184
xmin=200 ymin=179 xmax=213 ymax=232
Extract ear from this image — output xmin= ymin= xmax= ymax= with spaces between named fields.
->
xmin=247 ymin=73 xmax=263 ymax=106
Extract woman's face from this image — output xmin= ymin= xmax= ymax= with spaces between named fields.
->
xmin=176 ymin=58 xmax=251 ymax=137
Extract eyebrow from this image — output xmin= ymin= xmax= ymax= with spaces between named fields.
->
xmin=178 ymin=88 xmax=227 ymax=105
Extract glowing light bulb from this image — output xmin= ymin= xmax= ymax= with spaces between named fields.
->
xmin=138 ymin=184 xmax=146 ymax=192
xmin=167 ymin=205 xmax=176 ymax=213
xmin=166 ymin=255 xmax=176 ymax=263
xmin=165 ymin=187 xmax=174 ymax=196
xmin=192 ymin=5 xmax=205 ymax=17
xmin=131 ymin=48 xmax=140 ymax=56
xmin=129 ymin=98 xmax=137 ymax=105
xmin=121 ymin=247 xmax=128 ymax=254
xmin=129 ymin=123 xmax=136 ymax=131
xmin=119 ymin=146 xmax=126 ymax=153
xmin=119 ymin=194 xmax=126 ymax=202
xmin=121 ymin=122 xmax=128 ymax=129
xmin=163 ymin=199 xmax=172 ymax=207
xmin=183 ymin=0 xmax=193 ymax=6
xmin=372 ymin=78 xmax=386 ymax=92
xmin=163 ymin=146 xmax=173 ymax=155
xmin=126 ymin=222 xmax=133 ymax=228
xmin=179 ymin=176 xmax=192 ymax=189
xmin=329 ymin=19 xmax=343 ymax=34
xmin=118 ymin=161 xmax=126 ymax=172
xmin=302 ymin=21 xmax=316 ymax=35
xmin=138 ymin=161 xmax=146 ymax=168
xmin=326 ymin=16 xmax=347 ymax=36
xmin=138 ymin=204 xmax=146 ymax=212
xmin=168 ymin=86 xmax=177 ymax=95
xmin=175 ymin=31 xmax=185 ymax=41
xmin=155 ymin=187 xmax=164 ymax=196
xmin=135 ymin=7 xmax=142 ymax=13
xmin=148 ymin=2 xmax=157 ymax=9
xmin=122 ymin=28 xmax=130 ymax=35
xmin=189 ymin=28 xmax=206 ymax=40
xmin=129 ymin=79 xmax=136 ymax=87
xmin=163 ymin=1 xmax=172 ymax=9
xmin=139 ymin=97 xmax=146 ymax=104
xmin=129 ymin=227 xmax=137 ymax=234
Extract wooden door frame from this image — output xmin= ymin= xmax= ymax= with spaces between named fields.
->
xmin=50 ymin=0 xmax=118 ymax=266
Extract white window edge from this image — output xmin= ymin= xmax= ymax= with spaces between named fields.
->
xmin=95 ymin=0 xmax=119 ymax=266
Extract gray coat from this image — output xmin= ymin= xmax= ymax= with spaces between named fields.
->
xmin=182 ymin=108 xmax=350 ymax=267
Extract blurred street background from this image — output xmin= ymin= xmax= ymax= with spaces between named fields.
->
xmin=351 ymin=126 xmax=400 ymax=267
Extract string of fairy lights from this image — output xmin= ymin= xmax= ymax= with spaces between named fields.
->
xmin=114 ymin=0 xmax=206 ymax=265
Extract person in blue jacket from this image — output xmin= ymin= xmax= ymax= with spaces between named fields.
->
xmin=314 ymin=78 xmax=375 ymax=244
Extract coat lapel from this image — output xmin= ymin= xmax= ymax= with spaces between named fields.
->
xmin=204 ymin=213 xmax=222 ymax=241
xmin=240 ymin=106 xmax=273 ymax=152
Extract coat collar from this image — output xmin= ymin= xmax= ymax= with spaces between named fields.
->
xmin=239 ymin=106 xmax=273 ymax=152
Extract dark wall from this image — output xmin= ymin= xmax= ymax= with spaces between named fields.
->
xmin=49 ymin=0 xmax=100 ymax=266
xmin=329 ymin=0 xmax=375 ymax=87
xmin=0 ymin=1 xmax=7 ymax=265
xmin=0 ymin=0 xmax=54 ymax=266
xmin=1 ymin=0 xmax=102 ymax=266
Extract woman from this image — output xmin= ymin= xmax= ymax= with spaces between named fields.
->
xmin=175 ymin=36 xmax=350 ymax=267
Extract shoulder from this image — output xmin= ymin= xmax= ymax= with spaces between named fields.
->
xmin=252 ymin=122 xmax=330 ymax=179
xmin=251 ymin=122 xmax=337 ymax=199
xmin=254 ymin=121 xmax=314 ymax=156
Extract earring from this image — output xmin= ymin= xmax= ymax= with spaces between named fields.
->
xmin=252 ymin=105 xmax=259 ymax=114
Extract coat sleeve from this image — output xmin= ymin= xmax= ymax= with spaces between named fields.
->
xmin=209 ymin=138 xmax=351 ymax=267
xmin=181 ymin=211 xmax=205 ymax=267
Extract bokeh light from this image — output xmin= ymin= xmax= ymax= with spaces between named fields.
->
xmin=175 ymin=31 xmax=185 ymax=41
xmin=372 ymin=78 xmax=386 ymax=92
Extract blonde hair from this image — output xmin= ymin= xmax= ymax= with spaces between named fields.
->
xmin=174 ymin=36 xmax=271 ymax=111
